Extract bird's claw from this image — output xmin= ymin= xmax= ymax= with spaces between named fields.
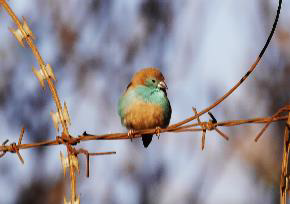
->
xmin=128 ymin=129 xmax=136 ymax=142
xmin=155 ymin=127 xmax=161 ymax=140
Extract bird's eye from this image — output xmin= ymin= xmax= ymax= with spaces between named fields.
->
xmin=152 ymin=79 xmax=156 ymax=83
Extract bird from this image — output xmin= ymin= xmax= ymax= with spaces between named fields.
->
xmin=118 ymin=67 xmax=171 ymax=147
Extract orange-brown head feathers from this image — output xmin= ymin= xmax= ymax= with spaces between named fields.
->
xmin=131 ymin=67 xmax=165 ymax=87
xmin=127 ymin=67 xmax=168 ymax=93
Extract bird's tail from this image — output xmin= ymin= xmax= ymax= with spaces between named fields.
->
xmin=142 ymin=134 xmax=153 ymax=148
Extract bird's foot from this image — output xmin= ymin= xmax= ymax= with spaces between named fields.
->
xmin=128 ymin=129 xmax=136 ymax=142
xmin=155 ymin=126 xmax=161 ymax=139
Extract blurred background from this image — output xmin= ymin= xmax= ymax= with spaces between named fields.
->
xmin=0 ymin=0 xmax=289 ymax=203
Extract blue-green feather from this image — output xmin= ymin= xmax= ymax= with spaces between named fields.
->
xmin=118 ymin=85 xmax=171 ymax=127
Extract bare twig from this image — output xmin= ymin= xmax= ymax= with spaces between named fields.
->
xmin=0 ymin=115 xmax=287 ymax=156
xmin=169 ymin=0 xmax=282 ymax=129
xmin=0 ymin=0 xmax=69 ymax=136
xmin=192 ymin=107 xmax=207 ymax=150
xmin=0 ymin=139 xmax=9 ymax=158
xmin=214 ymin=128 xmax=229 ymax=141
xmin=0 ymin=128 xmax=26 ymax=164
xmin=280 ymin=112 xmax=290 ymax=204
xmin=77 ymin=148 xmax=116 ymax=177
xmin=255 ymin=105 xmax=290 ymax=142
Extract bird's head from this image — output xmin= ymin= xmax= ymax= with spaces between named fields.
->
xmin=131 ymin=67 xmax=168 ymax=92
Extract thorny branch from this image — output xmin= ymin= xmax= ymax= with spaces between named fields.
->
xmin=255 ymin=105 xmax=290 ymax=142
xmin=0 ymin=114 xmax=288 ymax=157
xmin=1 ymin=0 xmax=70 ymax=136
xmin=0 ymin=1 xmax=116 ymax=203
xmin=169 ymin=0 xmax=282 ymax=129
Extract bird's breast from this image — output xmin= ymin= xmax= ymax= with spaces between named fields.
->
xmin=123 ymin=100 xmax=167 ymax=130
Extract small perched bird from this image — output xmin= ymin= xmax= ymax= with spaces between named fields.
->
xmin=118 ymin=67 xmax=171 ymax=147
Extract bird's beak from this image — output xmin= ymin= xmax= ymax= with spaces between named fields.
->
xmin=158 ymin=81 xmax=168 ymax=90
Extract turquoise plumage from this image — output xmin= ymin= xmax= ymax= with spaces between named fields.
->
xmin=118 ymin=67 xmax=171 ymax=147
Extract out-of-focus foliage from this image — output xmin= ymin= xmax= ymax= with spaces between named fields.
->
xmin=0 ymin=0 xmax=289 ymax=204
